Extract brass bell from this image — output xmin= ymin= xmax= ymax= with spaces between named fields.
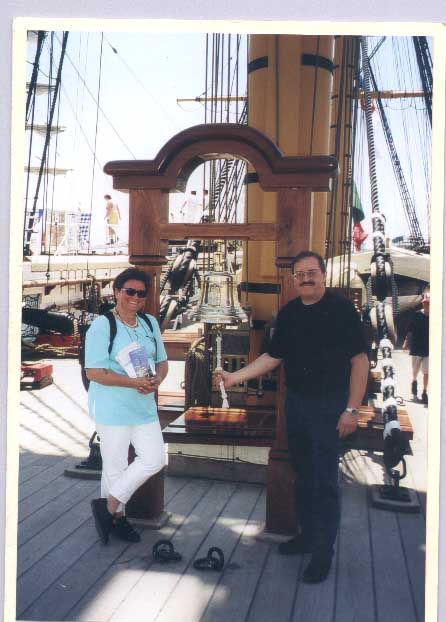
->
xmin=193 ymin=271 xmax=247 ymax=325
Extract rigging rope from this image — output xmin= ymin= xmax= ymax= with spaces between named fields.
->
xmin=26 ymin=31 xmax=47 ymax=121
xmin=359 ymin=36 xmax=407 ymax=471
xmin=368 ymin=64 xmax=426 ymax=251
xmin=54 ymin=32 xmax=136 ymax=159
xmin=84 ymin=32 xmax=104 ymax=282
xmin=24 ymin=31 xmax=69 ymax=258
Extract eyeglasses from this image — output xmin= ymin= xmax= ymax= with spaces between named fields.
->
xmin=120 ymin=287 xmax=147 ymax=298
xmin=293 ymin=269 xmax=321 ymax=280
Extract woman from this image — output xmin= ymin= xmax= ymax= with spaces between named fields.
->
xmin=85 ymin=267 xmax=168 ymax=544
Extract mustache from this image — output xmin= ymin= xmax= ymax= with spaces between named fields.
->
xmin=301 ymin=281 xmax=315 ymax=286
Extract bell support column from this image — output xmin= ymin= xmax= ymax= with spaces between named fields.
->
xmin=125 ymin=187 xmax=170 ymax=526
xmin=265 ymin=188 xmax=313 ymax=534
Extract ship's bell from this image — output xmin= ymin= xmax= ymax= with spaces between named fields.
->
xmin=193 ymin=271 xmax=247 ymax=325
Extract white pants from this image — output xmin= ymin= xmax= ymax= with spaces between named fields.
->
xmin=96 ymin=421 xmax=166 ymax=514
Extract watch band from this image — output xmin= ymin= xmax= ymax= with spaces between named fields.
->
xmin=346 ymin=407 xmax=359 ymax=415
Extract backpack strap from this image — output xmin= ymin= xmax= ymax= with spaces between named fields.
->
xmin=137 ymin=312 xmax=157 ymax=361
xmin=104 ymin=311 xmax=118 ymax=353
xmin=106 ymin=311 xmax=157 ymax=358
xmin=137 ymin=311 xmax=153 ymax=332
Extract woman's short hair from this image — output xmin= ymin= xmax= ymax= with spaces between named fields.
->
xmin=113 ymin=268 xmax=150 ymax=292
xmin=292 ymin=250 xmax=326 ymax=274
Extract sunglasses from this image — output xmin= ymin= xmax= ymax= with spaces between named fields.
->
xmin=293 ymin=269 xmax=320 ymax=280
xmin=120 ymin=287 xmax=147 ymax=298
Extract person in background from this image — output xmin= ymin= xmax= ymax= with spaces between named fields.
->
xmin=180 ymin=190 xmax=201 ymax=223
xmin=214 ymin=250 xmax=369 ymax=584
xmin=403 ymin=291 xmax=429 ymax=405
xmin=85 ymin=267 xmax=168 ymax=544
xmin=200 ymin=189 xmax=210 ymax=222
xmin=104 ymin=194 xmax=121 ymax=245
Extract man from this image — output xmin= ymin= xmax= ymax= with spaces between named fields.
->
xmin=104 ymin=194 xmax=121 ymax=244
xmin=403 ymin=292 xmax=429 ymax=405
xmin=215 ymin=251 xmax=369 ymax=584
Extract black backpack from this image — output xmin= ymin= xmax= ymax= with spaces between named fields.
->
xmin=79 ymin=311 xmax=154 ymax=391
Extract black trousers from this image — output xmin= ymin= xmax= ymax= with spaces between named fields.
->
xmin=285 ymin=389 xmax=347 ymax=558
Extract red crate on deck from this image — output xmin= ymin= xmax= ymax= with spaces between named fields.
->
xmin=21 ymin=361 xmax=54 ymax=389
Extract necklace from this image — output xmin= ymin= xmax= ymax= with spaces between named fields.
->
xmin=115 ymin=309 xmax=138 ymax=328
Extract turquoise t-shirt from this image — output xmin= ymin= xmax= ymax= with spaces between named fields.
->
xmin=85 ymin=313 xmax=167 ymax=426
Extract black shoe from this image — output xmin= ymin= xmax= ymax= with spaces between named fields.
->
xmin=411 ymin=380 xmax=418 ymax=399
xmin=278 ymin=534 xmax=312 ymax=556
xmin=421 ymin=391 xmax=428 ymax=405
xmin=91 ymin=498 xmax=114 ymax=545
xmin=113 ymin=516 xmax=141 ymax=543
xmin=302 ymin=554 xmax=332 ymax=584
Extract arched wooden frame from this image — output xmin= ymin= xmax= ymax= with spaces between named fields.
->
xmin=105 ymin=123 xmax=338 ymax=534
xmin=104 ymin=123 xmax=337 ymax=313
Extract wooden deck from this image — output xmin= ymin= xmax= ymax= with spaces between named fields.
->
xmin=16 ymin=351 xmax=427 ymax=622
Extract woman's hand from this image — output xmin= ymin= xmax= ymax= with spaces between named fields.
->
xmin=133 ymin=375 xmax=160 ymax=394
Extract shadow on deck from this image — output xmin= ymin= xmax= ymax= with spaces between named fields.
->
xmin=16 ymin=353 xmax=427 ymax=622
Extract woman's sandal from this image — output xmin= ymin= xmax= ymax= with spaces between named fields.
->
xmin=152 ymin=539 xmax=182 ymax=563
xmin=193 ymin=546 xmax=225 ymax=571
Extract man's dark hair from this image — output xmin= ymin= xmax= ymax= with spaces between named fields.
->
xmin=104 ymin=194 xmax=111 ymax=200
xmin=113 ymin=268 xmax=150 ymax=292
xmin=292 ymin=251 xmax=326 ymax=274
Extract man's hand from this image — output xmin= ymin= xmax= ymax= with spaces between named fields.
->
xmin=337 ymin=410 xmax=358 ymax=438
xmin=213 ymin=369 xmax=237 ymax=390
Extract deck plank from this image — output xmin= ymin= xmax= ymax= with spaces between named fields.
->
xmin=19 ymin=450 xmax=53 ymax=468
xmin=245 ymin=540 xmax=303 ymax=622
xmin=15 ymin=353 xmax=427 ymax=622
xmin=392 ymin=462 xmax=426 ymax=621
xmin=18 ymin=476 xmax=192 ymax=622
xmin=333 ymin=473 xmax=375 ymax=622
xmin=17 ymin=519 xmax=98 ymax=617
xmin=18 ymin=455 xmax=77 ymax=502
xmin=19 ymin=473 xmax=81 ymax=523
xmin=65 ymin=478 xmax=218 ymax=622
xmin=18 ymin=479 xmax=98 ymax=547
xmin=17 ymin=480 xmax=98 ymax=575
xmin=201 ymin=489 xmax=270 ymax=622
xmin=152 ymin=484 xmax=264 ymax=622
xmin=357 ymin=450 xmax=419 ymax=622
xmin=108 ymin=481 xmax=245 ymax=622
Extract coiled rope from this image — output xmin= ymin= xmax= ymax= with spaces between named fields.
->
xmin=184 ymin=337 xmax=210 ymax=410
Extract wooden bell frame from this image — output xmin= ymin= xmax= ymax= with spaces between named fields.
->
xmin=105 ymin=122 xmax=337 ymax=534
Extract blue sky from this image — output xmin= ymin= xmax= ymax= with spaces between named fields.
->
xmin=25 ymin=31 xmax=431 ymax=246
xmin=26 ymin=30 xmax=217 ymax=245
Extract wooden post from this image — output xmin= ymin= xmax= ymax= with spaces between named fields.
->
xmin=125 ymin=188 xmax=169 ymax=525
xmin=265 ymin=188 xmax=312 ymax=534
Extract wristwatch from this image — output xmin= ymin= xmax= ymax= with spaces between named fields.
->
xmin=345 ymin=407 xmax=359 ymax=415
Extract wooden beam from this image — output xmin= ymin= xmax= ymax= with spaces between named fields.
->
xmin=158 ymin=222 xmax=277 ymax=241
xmin=358 ymin=89 xmax=426 ymax=99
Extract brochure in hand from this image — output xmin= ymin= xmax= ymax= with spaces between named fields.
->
xmin=115 ymin=342 xmax=156 ymax=378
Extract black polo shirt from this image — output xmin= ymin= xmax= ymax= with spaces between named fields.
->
xmin=267 ymin=290 xmax=367 ymax=396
